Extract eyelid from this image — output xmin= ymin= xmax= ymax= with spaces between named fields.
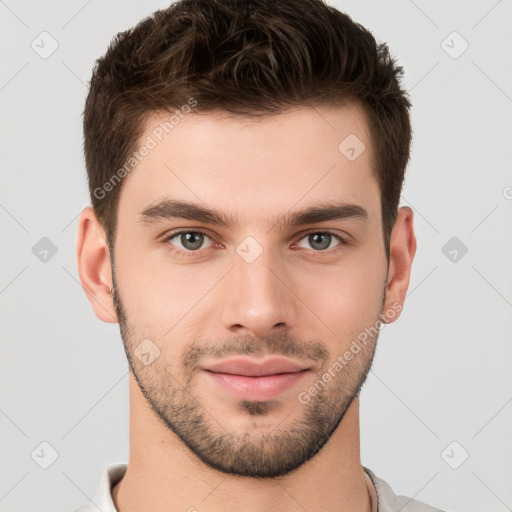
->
xmin=295 ymin=228 xmax=348 ymax=241
xmin=164 ymin=228 xmax=350 ymax=247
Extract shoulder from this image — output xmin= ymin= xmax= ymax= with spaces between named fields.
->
xmin=72 ymin=463 xmax=127 ymax=512
xmin=364 ymin=466 xmax=448 ymax=512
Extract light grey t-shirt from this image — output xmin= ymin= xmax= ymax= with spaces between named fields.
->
xmin=73 ymin=463 xmax=446 ymax=512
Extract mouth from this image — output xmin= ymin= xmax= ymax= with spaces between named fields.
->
xmin=202 ymin=357 xmax=311 ymax=401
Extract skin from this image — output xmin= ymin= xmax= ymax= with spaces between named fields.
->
xmin=77 ymin=103 xmax=416 ymax=512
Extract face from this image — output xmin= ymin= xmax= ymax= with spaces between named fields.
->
xmin=110 ymin=104 xmax=391 ymax=477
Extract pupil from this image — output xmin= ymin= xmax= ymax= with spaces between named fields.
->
xmin=182 ymin=232 xmax=203 ymax=250
xmin=310 ymin=233 xmax=330 ymax=250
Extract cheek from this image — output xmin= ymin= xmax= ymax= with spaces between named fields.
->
xmin=115 ymin=226 xmax=386 ymax=341
xmin=293 ymin=254 xmax=386 ymax=338
xmin=114 ymin=238 xmax=222 ymax=332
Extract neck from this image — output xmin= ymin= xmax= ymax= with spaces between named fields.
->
xmin=113 ymin=374 xmax=371 ymax=512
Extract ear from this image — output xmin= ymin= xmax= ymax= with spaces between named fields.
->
xmin=381 ymin=206 xmax=417 ymax=324
xmin=76 ymin=206 xmax=118 ymax=323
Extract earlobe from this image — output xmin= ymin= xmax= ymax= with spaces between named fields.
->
xmin=381 ymin=206 xmax=417 ymax=324
xmin=76 ymin=206 xmax=118 ymax=323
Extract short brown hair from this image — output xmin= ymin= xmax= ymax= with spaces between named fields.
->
xmin=83 ymin=0 xmax=412 ymax=258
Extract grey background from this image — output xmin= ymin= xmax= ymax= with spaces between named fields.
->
xmin=1 ymin=1 xmax=511 ymax=511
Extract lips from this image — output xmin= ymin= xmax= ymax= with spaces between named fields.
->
xmin=202 ymin=357 xmax=311 ymax=401
xmin=205 ymin=357 xmax=309 ymax=377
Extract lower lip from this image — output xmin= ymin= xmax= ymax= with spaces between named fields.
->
xmin=204 ymin=370 xmax=309 ymax=401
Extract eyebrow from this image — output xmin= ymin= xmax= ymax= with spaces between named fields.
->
xmin=138 ymin=199 xmax=369 ymax=229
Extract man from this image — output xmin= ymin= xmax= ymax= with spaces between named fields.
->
xmin=75 ymin=0 xmax=446 ymax=510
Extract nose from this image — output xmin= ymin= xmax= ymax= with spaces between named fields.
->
xmin=220 ymin=243 xmax=298 ymax=339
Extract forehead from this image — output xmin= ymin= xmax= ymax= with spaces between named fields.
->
xmin=117 ymin=104 xmax=380 ymax=227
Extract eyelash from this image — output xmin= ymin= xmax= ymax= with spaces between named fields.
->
xmin=163 ymin=229 xmax=348 ymax=259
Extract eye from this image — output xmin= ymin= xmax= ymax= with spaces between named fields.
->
xmin=295 ymin=231 xmax=345 ymax=252
xmin=165 ymin=229 xmax=214 ymax=254
xmin=163 ymin=229 xmax=347 ymax=259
